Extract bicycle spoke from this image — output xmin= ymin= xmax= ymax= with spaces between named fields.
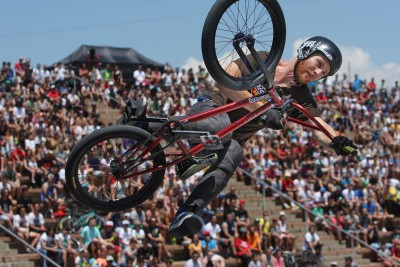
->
xmin=211 ymin=0 xmax=276 ymax=80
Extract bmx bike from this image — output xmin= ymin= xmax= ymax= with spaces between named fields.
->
xmin=65 ymin=0 xmax=356 ymax=212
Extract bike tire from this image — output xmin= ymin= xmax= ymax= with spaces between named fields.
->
xmin=65 ymin=125 xmax=166 ymax=212
xmin=202 ymin=0 xmax=286 ymax=91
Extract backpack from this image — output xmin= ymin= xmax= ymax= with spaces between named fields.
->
xmin=283 ymin=251 xmax=298 ymax=267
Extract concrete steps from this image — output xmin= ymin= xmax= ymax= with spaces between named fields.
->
xmin=224 ymin=178 xmax=375 ymax=266
xmin=0 ymin=236 xmax=38 ymax=267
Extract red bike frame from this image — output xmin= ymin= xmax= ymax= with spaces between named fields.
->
xmin=127 ymin=85 xmax=334 ymax=180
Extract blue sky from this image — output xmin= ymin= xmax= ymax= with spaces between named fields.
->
xmin=1 ymin=0 xmax=399 ymax=86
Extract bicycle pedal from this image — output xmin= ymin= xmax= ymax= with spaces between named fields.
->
xmin=200 ymin=135 xmax=223 ymax=150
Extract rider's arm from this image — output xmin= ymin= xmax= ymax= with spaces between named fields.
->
xmin=216 ymin=62 xmax=263 ymax=112
xmin=311 ymin=117 xmax=338 ymax=154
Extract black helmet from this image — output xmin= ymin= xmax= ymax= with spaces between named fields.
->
xmin=297 ymin=36 xmax=342 ymax=76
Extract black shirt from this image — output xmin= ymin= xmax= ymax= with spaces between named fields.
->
xmin=211 ymin=52 xmax=321 ymax=145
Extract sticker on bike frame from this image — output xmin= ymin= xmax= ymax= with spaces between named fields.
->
xmin=250 ymin=85 xmax=269 ymax=104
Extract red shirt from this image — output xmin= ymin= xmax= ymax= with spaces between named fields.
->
xmin=265 ymin=167 xmax=277 ymax=179
xmin=48 ymin=89 xmax=60 ymax=102
xmin=282 ymin=178 xmax=294 ymax=193
xmin=235 ymin=237 xmax=251 ymax=256
xmin=12 ymin=148 xmax=26 ymax=161
xmin=277 ymin=147 xmax=286 ymax=159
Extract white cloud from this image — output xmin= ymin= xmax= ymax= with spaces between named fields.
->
xmin=182 ymin=57 xmax=205 ymax=72
xmin=293 ymin=38 xmax=400 ymax=89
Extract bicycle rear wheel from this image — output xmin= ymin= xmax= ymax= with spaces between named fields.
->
xmin=202 ymin=0 xmax=286 ymax=91
xmin=65 ymin=125 xmax=166 ymax=212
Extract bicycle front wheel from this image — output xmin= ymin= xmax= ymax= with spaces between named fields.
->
xmin=65 ymin=125 xmax=166 ymax=212
xmin=202 ymin=0 xmax=286 ymax=91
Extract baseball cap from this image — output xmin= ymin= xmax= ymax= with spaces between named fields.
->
xmin=106 ymin=255 xmax=114 ymax=262
xmin=239 ymin=199 xmax=245 ymax=205
xmin=106 ymin=221 xmax=114 ymax=227
xmin=203 ymin=230 xmax=210 ymax=236
xmin=109 ymin=81 xmax=114 ymax=86
xmin=279 ymin=211 xmax=286 ymax=216
xmin=239 ymin=226 xmax=247 ymax=233
xmin=122 ymin=220 xmax=129 ymax=225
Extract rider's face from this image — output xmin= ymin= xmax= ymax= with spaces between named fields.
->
xmin=295 ymin=54 xmax=330 ymax=84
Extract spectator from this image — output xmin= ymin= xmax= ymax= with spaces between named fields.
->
xmin=136 ymin=238 xmax=154 ymax=264
xmin=261 ymin=247 xmax=273 ymax=267
xmin=188 ymin=234 xmax=203 ymax=257
xmin=1 ymin=160 xmax=21 ymax=199
xmin=220 ymin=212 xmax=238 ymax=257
xmin=236 ymin=199 xmax=250 ymax=228
xmin=184 ymin=250 xmax=203 ymax=267
xmin=106 ymin=255 xmax=117 ymax=267
xmin=277 ymin=212 xmax=296 ymax=252
xmin=201 ymin=230 xmax=225 ymax=267
xmin=81 ymin=217 xmax=114 ymax=249
xmin=119 ymin=238 xmax=138 ymax=267
xmin=377 ymin=243 xmax=394 ymax=267
xmin=132 ymin=222 xmax=146 ymax=245
xmin=248 ymin=252 xmax=262 ymax=267
xmin=247 ymin=225 xmax=262 ymax=254
xmin=203 ymin=215 xmax=221 ymax=242
xmin=391 ymin=240 xmax=400 ymax=263
xmin=344 ymin=256 xmax=359 ymax=267
xmin=271 ymin=249 xmax=284 ymax=267
xmin=0 ymin=188 xmax=16 ymax=229
xmin=40 ymin=173 xmax=64 ymax=218
xmin=13 ymin=205 xmax=40 ymax=252
xmin=119 ymin=220 xmax=133 ymax=249
xmin=145 ymin=217 xmax=171 ymax=260
xmin=235 ymin=227 xmax=252 ymax=267
xmin=303 ymin=225 xmax=322 ymax=258
xmin=37 ymin=227 xmax=63 ymax=267
xmin=74 ymin=247 xmax=88 ymax=267
xmin=56 ymin=226 xmax=76 ymax=267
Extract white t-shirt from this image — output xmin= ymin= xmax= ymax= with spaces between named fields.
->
xmin=56 ymin=232 xmax=71 ymax=248
xmin=304 ymin=232 xmax=320 ymax=251
xmin=203 ymin=223 xmax=221 ymax=240
xmin=119 ymin=227 xmax=133 ymax=245
xmin=37 ymin=233 xmax=48 ymax=250
xmin=27 ymin=212 xmax=45 ymax=228
xmin=133 ymin=70 xmax=145 ymax=85
xmin=13 ymin=214 xmax=30 ymax=232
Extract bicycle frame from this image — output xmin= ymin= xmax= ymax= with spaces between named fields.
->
xmin=122 ymin=85 xmax=334 ymax=181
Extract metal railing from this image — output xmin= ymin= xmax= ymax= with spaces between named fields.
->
xmin=238 ymin=167 xmax=399 ymax=266
xmin=0 ymin=223 xmax=61 ymax=267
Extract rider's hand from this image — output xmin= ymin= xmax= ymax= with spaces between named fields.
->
xmin=259 ymin=108 xmax=286 ymax=130
xmin=329 ymin=136 xmax=358 ymax=156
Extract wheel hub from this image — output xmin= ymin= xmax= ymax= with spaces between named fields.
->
xmin=110 ymin=160 xmax=121 ymax=178
xmin=233 ymin=33 xmax=255 ymax=46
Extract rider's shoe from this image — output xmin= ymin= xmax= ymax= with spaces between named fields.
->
xmin=176 ymin=153 xmax=218 ymax=180
xmin=168 ymin=211 xmax=204 ymax=238
xmin=117 ymin=97 xmax=147 ymax=126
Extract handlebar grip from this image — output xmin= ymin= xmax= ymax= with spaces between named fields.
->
xmin=340 ymin=145 xmax=358 ymax=156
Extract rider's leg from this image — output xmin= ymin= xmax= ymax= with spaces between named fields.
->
xmin=168 ymin=139 xmax=244 ymax=238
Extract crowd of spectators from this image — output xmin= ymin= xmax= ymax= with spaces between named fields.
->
xmin=0 ymin=55 xmax=399 ymax=267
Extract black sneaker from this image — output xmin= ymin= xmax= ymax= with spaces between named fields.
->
xmin=176 ymin=153 xmax=218 ymax=180
xmin=117 ymin=97 xmax=147 ymax=125
xmin=168 ymin=211 xmax=204 ymax=238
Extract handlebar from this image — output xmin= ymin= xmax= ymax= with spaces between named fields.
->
xmin=267 ymin=87 xmax=358 ymax=156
